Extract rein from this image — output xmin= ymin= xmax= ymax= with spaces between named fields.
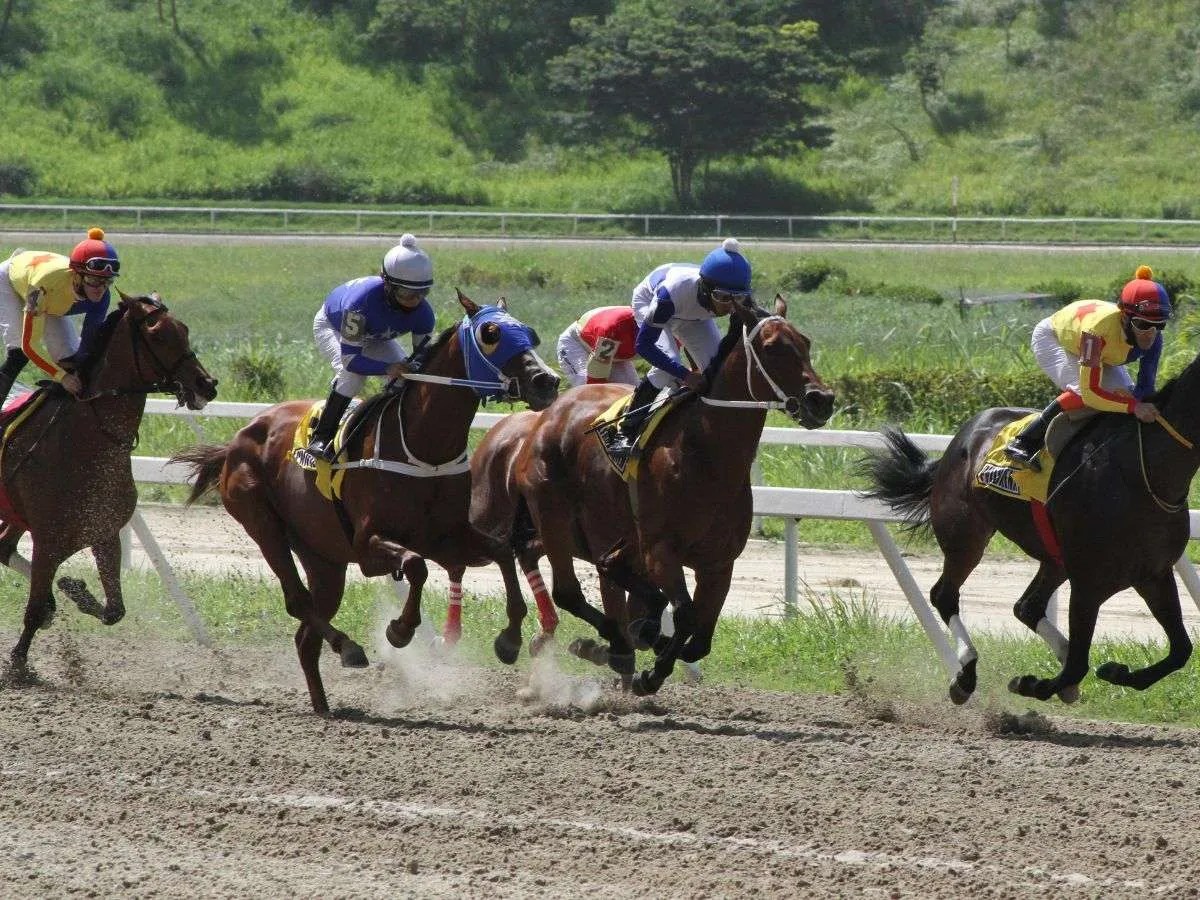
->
xmin=1137 ymin=417 xmax=1194 ymax=513
xmin=82 ymin=302 xmax=197 ymax=404
xmin=699 ymin=315 xmax=804 ymax=417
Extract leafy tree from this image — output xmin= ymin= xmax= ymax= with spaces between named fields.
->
xmin=0 ymin=0 xmax=46 ymax=71
xmin=548 ymin=3 xmax=836 ymax=209
xmin=361 ymin=0 xmax=612 ymax=159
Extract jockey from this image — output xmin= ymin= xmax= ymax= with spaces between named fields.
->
xmin=556 ymin=305 xmax=639 ymax=388
xmin=0 ymin=227 xmax=120 ymax=402
xmin=307 ymin=233 xmax=436 ymax=461
xmin=1005 ymin=264 xmax=1172 ymax=471
xmin=616 ymin=237 xmax=753 ymax=440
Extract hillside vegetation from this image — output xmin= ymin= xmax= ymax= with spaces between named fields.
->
xmin=0 ymin=0 xmax=1195 ymax=217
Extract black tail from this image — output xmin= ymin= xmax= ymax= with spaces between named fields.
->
xmin=854 ymin=426 xmax=936 ymax=532
xmin=169 ymin=443 xmax=229 ymax=506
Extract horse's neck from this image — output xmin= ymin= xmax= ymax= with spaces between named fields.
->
xmin=80 ymin=323 xmax=150 ymax=441
xmin=694 ymin=343 xmax=769 ymax=472
xmin=389 ymin=338 xmax=479 ymax=462
xmin=1147 ymin=382 xmax=1200 ymax=499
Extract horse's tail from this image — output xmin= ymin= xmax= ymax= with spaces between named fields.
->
xmin=169 ymin=444 xmax=229 ymax=506
xmin=855 ymin=426 xmax=936 ymax=533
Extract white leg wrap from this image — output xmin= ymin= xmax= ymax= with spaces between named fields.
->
xmin=1035 ymin=616 xmax=1069 ymax=662
xmin=948 ymin=614 xmax=977 ymax=666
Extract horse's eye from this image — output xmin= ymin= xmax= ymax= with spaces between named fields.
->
xmin=477 ymin=322 xmax=502 ymax=352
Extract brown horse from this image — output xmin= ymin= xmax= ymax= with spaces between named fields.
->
xmin=858 ymin=348 xmax=1200 ymax=704
xmin=471 ymin=296 xmax=835 ymax=694
xmin=1 ymin=292 xmax=217 ymax=673
xmin=172 ymin=292 xmax=560 ymax=714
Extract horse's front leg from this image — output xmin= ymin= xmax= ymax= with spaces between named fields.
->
xmin=1010 ymin=582 xmax=1102 ymax=701
xmin=363 ymin=534 xmax=428 ymax=649
xmin=630 ymin=544 xmax=691 ymax=696
xmin=1010 ymin=561 xmax=1075 ymax=702
xmin=84 ymin=534 xmax=125 ymax=625
xmin=444 ymin=523 xmax=528 ymax=664
xmin=1096 ymin=570 xmax=1193 ymax=691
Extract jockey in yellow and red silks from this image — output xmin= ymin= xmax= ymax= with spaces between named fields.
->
xmin=1005 ymin=265 xmax=1172 ymax=471
xmin=0 ymin=228 xmax=120 ymax=403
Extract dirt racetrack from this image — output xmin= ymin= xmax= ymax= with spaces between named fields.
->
xmin=3 ymin=626 xmax=1200 ymax=898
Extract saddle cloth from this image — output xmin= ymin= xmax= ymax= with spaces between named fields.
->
xmin=0 ymin=388 xmax=49 ymax=528
xmin=592 ymin=391 xmax=678 ymax=481
xmin=974 ymin=408 xmax=1097 ymax=503
xmin=288 ymin=398 xmax=363 ymax=501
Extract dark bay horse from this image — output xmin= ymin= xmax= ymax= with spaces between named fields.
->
xmin=472 ymin=296 xmax=835 ymax=694
xmin=172 ymin=292 xmax=559 ymax=714
xmin=858 ymin=352 xmax=1200 ymax=704
xmin=2 ymin=292 xmax=217 ymax=673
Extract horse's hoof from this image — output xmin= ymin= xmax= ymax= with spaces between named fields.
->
xmin=681 ymin=662 xmax=703 ymax=685
xmin=1007 ymin=674 xmax=1036 ymax=697
xmin=608 ymin=651 xmax=635 ymax=677
xmin=568 ymin=637 xmax=608 ymax=667
xmin=948 ymin=680 xmax=971 ymax=706
xmin=630 ymin=671 xmax=661 ymax=697
xmin=948 ymin=660 xmax=977 ymax=705
xmin=440 ymin=629 xmax=461 ymax=648
xmin=627 ymin=618 xmax=660 ymax=651
xmin=100 ymin=605 xmax=125 ymax=626
xmin=529 ymin=631 xmax=553 ymax=657
xmin=340 ymin=643 xmax=369 ymax=668
xmin=493 ymin=632 xmax=520 ymax=665
xmin=1096 ymin=661 xmax=1129 ymax=686
xmin=385 ymin=621 xmax=415 ymax=649
xmin=1057 ymin=684 xmax=1081 ymax=704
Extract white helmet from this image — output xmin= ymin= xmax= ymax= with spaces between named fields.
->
xmin=381 ymin=233 xmax=433 ymax=291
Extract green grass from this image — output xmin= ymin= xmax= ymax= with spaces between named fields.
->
xmin=8 ymin=565 xmax=1199 ymax=727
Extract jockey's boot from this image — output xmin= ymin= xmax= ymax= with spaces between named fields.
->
xmin=306 ymin=389 xmax=352 ymax=462
xmin=0 ymin=348 xmax=28 ymax=406
xmin=1004 ymin=399 xmax=1062 ymax=473
xmin=614 ymin=377 xmax=661 ymax=448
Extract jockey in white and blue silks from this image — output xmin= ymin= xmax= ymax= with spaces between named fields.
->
xmin=307 ymin=233 xmax=436 ymax=461
xmin=618 ymin=238 xmax=754 ymax=439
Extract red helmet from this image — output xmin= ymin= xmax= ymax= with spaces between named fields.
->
xmin=1118 ymin=264 xmax=1170 ymax=322
xmin=69 ymin=227 xmax=120 ymax=277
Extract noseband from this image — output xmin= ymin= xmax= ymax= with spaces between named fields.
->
xmin=699 ymin=315 xmax=810 ymax=417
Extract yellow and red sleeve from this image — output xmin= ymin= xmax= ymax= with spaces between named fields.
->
xmin=1077 ymin=332 xmax=1135 ymax=414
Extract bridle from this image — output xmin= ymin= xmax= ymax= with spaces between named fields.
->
xmin=86 ymin=299 xmax=200 ymax=405
xmin=699 ymin=315 xmax=810 ymax=420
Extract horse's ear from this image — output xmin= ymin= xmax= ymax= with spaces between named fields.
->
xmin=732 ymin=302 xmax=758 ymax=327
xmin=774 ymin=293 xmax=788 ymax=318
xmin=456 ymin=288 xmax=480 ymax=317
xmin=497 ymin=296 xmax=508 ymax=312
xmin=117 ymin=288 xmax=130 ymax=303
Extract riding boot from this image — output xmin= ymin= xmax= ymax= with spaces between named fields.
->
xmin=617 ymin=377 xmax=662 ymax=440
xmin=1004 ymin=399 xmax=1061 ymax=473
xmin=0 ymin=348 xmax=28 ymax=407
xmin=306 ymin=389 xmax=353 ymax=462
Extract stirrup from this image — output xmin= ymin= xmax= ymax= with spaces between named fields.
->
xmin=307 ymin=438 xmax=336 ymax=463
xmin=1004 ymin=440 xmax=1042 ymax=472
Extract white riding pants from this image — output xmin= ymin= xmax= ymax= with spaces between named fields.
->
xmin=313 ymin=308 xmax=407 ymax=397
xmin=555 ymin=324 xmax=638 ymax=389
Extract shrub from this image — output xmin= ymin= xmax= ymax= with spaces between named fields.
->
xmin=0 ymin=161 xmax=37 ymax=196
xmin=883 ymin=284 xmax=946 ymax=306
xmin=779 ymin=259 xmax=848 ymax=293
xmin=1027 ymin=279 xmax=1085 ymax=305
xmin=229 ymin=343 xmax=286 ymax=399
xmin=833 ymin=367 xmax=1055 ymax=424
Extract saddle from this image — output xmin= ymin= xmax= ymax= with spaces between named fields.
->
xmin=289 ymin=396 xmax=366 ymax=500
xmin=976 ymin=408 xmax=1098 ymax=502
xmin=592 ymin=390 xmax=683 ymax=481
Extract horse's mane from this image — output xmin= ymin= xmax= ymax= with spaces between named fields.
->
xmin=701 ymin=305 xmax=770 ymax=384
xmin=409 ymin=322 xmax=458 ymax=371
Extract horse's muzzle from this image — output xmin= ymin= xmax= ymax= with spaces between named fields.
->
xmin=791 ymin=386 xmax=835 ymax=429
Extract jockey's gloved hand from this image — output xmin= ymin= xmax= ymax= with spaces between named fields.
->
xmin=683 ymin=371 xmax=708 ymax=393
xmin=384 ymin=360 xmax=411 ymax=380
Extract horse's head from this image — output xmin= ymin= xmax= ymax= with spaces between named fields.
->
xmin=455 ymin=289 xmax=559 ymax=410
xmin=96 ymin=292 xmax=219 ymax=410
xmin=723 ymin=294 xmax=834 ymax=428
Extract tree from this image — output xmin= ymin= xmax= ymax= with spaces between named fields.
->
xmin=548 ymin=3 xmax=836 ymax=209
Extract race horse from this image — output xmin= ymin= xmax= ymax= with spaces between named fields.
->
xmin=172 ymin=292 xmax=559 ymax=715
xmin=470 ymin=296 xmax=835 ymax=694
xmin=858 ymin=350 xmax=1200 ymax=704
xmin=2 ymin=292 xmax=217 ymax=674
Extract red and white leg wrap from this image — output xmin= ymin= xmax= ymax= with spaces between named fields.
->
xmin=444 ymin=582 xmax=463 ymax=643
xmin=525 ymin=569 xmax=557 ymax=632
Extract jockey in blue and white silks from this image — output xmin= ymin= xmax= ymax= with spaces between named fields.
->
xmin=307 ymin=233 xmax=436 ymax=461
xmin=616 ymin=238 xmax=754 ymax=442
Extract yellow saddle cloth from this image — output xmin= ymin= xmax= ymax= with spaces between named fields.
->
xmin=975 ymin=413 xmax=1056 ymax=503
xmin=288 ymin=399 xmax=360 ymax=501
xmin=592 ymin=392 xmax=677 ymax=482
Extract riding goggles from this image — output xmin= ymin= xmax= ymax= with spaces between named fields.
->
xmin=710 ymin=287 xmax=753 ymax=307
xmin=1130 ymin=317 xmax=1166 ymax=332
xmin=81 ymin=257 xmax=120 ymax=276
xmin=81 ymin=274 xmax=114 ymax=288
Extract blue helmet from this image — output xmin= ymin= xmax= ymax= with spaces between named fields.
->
xmin=699 ymin=238 xmax=752 ymax=293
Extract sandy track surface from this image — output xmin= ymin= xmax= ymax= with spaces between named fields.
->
xmin=1 ymin=628 xmax=1199 ymax=898
xmin=109 ymin=504 xmax=1200 ymax=642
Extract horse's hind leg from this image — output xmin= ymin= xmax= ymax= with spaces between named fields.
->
xmin=10 ymin=545 xmax=67 ymax=672
xmin=1096 ymin=570 xmax=1193 ymax=691
xmin=295 ymin=552 xmax=358 ymax=716
xmin=929 ymin=535 xmax=990 ymax=705
xmin=521 ymin=553 xmax=557 ymax=657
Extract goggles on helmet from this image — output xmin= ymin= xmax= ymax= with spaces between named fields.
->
xmin=80 ymin=257 xmax=120 ymax=277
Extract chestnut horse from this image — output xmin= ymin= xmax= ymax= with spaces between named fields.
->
xmin=172 ymin=292 xmax=559 ymax=714
xmin=2 ymin=292 xmax=217 ymax=673
xmin=471 ymin=296 xmax=835 ymax=694
xmin=858 ymin=348 xmax=1200 ymax=704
